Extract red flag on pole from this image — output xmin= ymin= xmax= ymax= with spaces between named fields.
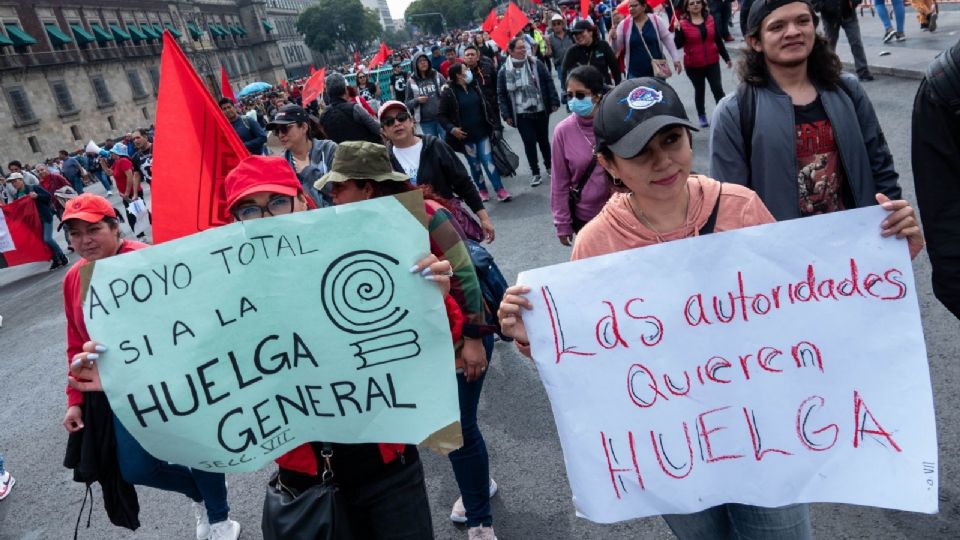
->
xmin=368 ymin=42 xmax=393 ymax=70
xmin=353 ymin=49 xmax=361 ymax=66
xmin=151 ymin=31 xmax=250 ymax=243
xmin=220 ymin=66 xmax=236 ymax=103
xmin=491 ymin=2 xmax=531 ymax=50
xmin=581 ymin=0 xmax=591 ymax=19
xmin=481 ymin=8 xmax=498 ymax=33
xmin=0 ymin=197 xmax=53 ymax=268
xmin=302 ymin=66 xmax=327 ymax=106
xmin=309 ymin=64 xmax=317 ymax=75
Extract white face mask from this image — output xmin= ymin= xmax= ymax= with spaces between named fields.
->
xmin=464 ymin=70 xmax=474 ymax=85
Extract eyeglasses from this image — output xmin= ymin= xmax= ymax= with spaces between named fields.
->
xmin=233 ymin=195 xmax=295 ymax=221
xmin=273 ymin=124 xmax=296 ymax=135
xmin=381 ymin=111 xmax=411 ymax=127
xmin=565 ymin=91 xmax=592 ymax=100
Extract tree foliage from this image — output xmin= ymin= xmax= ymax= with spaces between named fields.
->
xmin=404 ymin=0 xmax=498 ymax=34
xmin=383 ymin=27 xmax=413 ymax=49
xmin=297 ymin=0 xmax=382 ymax=54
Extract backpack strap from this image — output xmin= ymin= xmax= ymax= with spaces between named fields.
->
xmin=735 ymin=82 xmax=756 ymax=188
xmin=698 ymin=185 xmax=722 ymax=235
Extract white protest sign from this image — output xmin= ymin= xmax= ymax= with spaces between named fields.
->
xmin=0 ymin=209 xmax=15 ymax=252
xmin=519 ymin=207 xmax=937 ymax=523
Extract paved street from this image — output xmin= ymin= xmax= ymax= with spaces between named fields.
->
xmin=2 ymin=17 xmax=960 ymax=539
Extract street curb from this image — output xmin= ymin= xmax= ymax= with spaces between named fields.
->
xmin=842 ymin=60 xmax=925 ymax=80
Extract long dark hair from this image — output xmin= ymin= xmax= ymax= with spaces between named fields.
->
xmin=566 ymin=65 xmax=608 ymax=96
xmin=350 ymin=179 xmax=458 ymax=215
xmin=680 ymin=0 xmax=712 ymax=20
xmin=736 ymin=9 xmax=842 ymax=90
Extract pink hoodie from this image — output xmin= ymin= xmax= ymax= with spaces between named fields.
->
xmin=571 ymin=176 xmax=775 ymax=261
xmin=551 ymin=113 xmax=613 ymax=237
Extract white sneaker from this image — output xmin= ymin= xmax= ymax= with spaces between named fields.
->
xmin=208 ymin=519 xmax=241 ymax=540
xmin=106 ymin=190 xmax=113 ymax=196
xmin=450 ymin=478 xmax=498 ymax=523
xmin=0 ymin=471 xmax=15 ymax=500
xmin=468 ymin=525 xmax=497 ymax=540
xmin=529 ymin=175 xmax=542 ymax=187
xmin=192 ymin=501 xmax=210 ymax=540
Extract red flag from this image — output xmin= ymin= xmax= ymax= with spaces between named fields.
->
xmin=220 ymin=66 xmax=236 ymax=103
xmin=0 ymin=197 xmax=53 ymax=268
xmin=481 ymin=8 xmax=498 ymax=33
xmin=309 ymin=65 xmax=317 ymax=75
xmin=531 ymin=0 xmax=542 ymax=4
xmin=581 ymin=0 xmax=591 ymax=19
xmin=354 ymin=50 xmax=361 ymax=66
xmin=490 ymin=1 xmax=531 ymax=49
xmin=151 ymin=31 xmax=250 ymax=243
xmin=617 ymin=0 xmax=662 ymax=14
xmin=368 ymin=42 xmax=393 ymax=70
xmin=302 ymin=67 xmax=327 ymax=106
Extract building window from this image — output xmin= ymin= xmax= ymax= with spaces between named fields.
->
xmin=108 ymin=115 xmax=117 ymax=130
xmin=141 ymin=106 xmax=150 ymax=120
xmin=50 ymin=80 xmax=78 ymax=116
xmin=90 ymin=75 xmax=114 ymax=107
xmin=127 ymin=70 xmax=148 ymax=99
xmin=71 ymin=125 xmax=82 ymax=141
xmin=147 ymin=66 xmax=160 ymax=93
xmin=4 ymin=86 xmax=38 ymax=126
xmin=28 ymin=136 xmax=41 ymax=153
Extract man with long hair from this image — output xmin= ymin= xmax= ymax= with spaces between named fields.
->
xmin=709 ymin=0 xmax=904 ymax=223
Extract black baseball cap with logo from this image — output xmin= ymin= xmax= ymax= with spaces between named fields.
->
xmin=266 ymin=104 xmax=310 ymax=129
xmin=594 ymin=78 xmax=698 ymax=159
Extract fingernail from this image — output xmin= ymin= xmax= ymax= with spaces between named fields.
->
xmin=424 ymin=275 xmax=437 ymax=281
xmin=420 ymin=267 xmax=433 ymax=276
xmin=71 ymin=359 xmax=84 ymax=369
xmin=94 ymin=345 xmax=107 ymax=352
xmin=408 ymin=264 xmax=420 ymax=273
xmin=86 ymin=353 xmax=99 ymax=361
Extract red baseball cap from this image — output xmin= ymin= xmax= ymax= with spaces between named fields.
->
xmin=224 ymin=155 xmax=315 ymax=211
xmin=59 ymin=194 xmax=118 ymax=229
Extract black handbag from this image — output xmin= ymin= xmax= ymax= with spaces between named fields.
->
xmin=568 ymin=155 xmax=598 ymax=233
xmin=490 ymin=130 xmax=520 ymax=177
xmin=261 ymin=444 xmax=353 ymax=540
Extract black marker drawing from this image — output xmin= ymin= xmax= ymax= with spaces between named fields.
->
xmin=321 ymin=250 xmax=410 ymax=334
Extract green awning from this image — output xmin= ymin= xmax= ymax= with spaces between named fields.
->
xmin=187 ymin=22 xmax=202 ymax=40
xmin=108 ymin=23 xmax=129 ymax=41
xmin=228 ymin=24 xmax=243 ymax=36
xmin=90 ymin=23 xmax=114 ymax=43
xmin=217 ymin=24 xmax=230 ymax=36
xmin=69 ymin=24 xmax=95 ymax=45
xmin=234 ymin=24 xmax=247 ymax=36
xmin=45 ymin=24 xmax=72 ymax=46
xmin=0 ymin=33 xmax=13 ymax=46
xmin=164 ymin=23 xmax=181 ymax=38
xmin=126 ymin=24 xmax=146 ymax=41
xmin=5 ymin=24 xmax=38 ymax=46
xmin=261 ymin=19 xmax=274 ymax=32
xmin=152 ymin=23 xmax=164 ymax=36
xmin=140 ymin=25 xmax=160 ymax=40
xmin=208 ymin=24 xmax=224 ymax=37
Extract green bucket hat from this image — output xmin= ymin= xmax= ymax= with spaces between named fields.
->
xmin=314 ymin=141 xmax=409 ymax=192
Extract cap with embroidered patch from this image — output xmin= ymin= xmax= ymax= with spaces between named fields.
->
xmin=59 ymin=193 xmax=117 ymax=229
xmin=594 ymin=78 xmax=698 ymax=159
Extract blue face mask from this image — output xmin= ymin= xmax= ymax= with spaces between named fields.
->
xmin=464 ymin=70 xmax=474 ymax=84
xmin=568 ymin=97 xmax=595 ymax=117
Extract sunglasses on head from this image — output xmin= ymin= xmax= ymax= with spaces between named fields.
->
xmin=565 ymin=91 xmax=592 ymax=100
xmin=273 ymin=124 xmax=296 ymax=135
xmin=381 ymin=111 xmax=411 ymax=127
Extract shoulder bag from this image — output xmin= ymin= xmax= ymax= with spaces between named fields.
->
xmin=568 ymin=155 xmax=598 ymax=233
xmin=640 ymin=16 xmax=672 ymax=79
xmin=261 ymin=443 xmax=353 ymax=540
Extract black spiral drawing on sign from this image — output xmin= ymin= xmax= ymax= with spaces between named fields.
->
xmin=321 ymin=250 xmax=410 ymax=334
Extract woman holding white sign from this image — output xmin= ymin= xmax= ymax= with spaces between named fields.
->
xmin=61 ymin=194 xmax=240 ymax=540
xmin=497 ymin=77 xmax=924 ymax=538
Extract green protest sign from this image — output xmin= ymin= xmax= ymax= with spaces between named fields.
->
xmin=81 ymin=192 xmax=460 ymax=473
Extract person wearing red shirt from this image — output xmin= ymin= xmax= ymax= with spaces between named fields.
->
xmin=62 ymin=194 xmax=240 ymax=540
xmin=35 ymin=163 xmax=71 ymax=217
xmin=439 ymin=47 xmax=464 ymax=79
xmin=105 ymin=143 xmax=145 ymax=236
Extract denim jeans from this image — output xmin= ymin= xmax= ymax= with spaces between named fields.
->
xmin=663 ymin=503 xmax=811 ymax=540
xmin=515 ymin=112 xmax=551 ymax=176
xmin=419 ymin=120 xmax=445 ymax=139
xmin=41 ymin=220 xmax=64 ymax=258
xmin=874 ymin=0 xmax=905 ymax=33
xmin=448 ymin=335 xmax=494 ymax=527
xmin=113 ymin=417 xmax=230 ymax=523
xmin=0 ymin=452 xmax=5 ymax=475
xmin=93 ymin=170 xmax=112 ymax=192
xmin=341 ymin=458 xmax=434 ymax=539
xmin=464 ymin=138 xmax=504 ymax=193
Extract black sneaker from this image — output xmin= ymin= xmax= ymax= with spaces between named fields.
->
xmin=50 ymin=255 xmax=68 ymax=270
xmin=859 ymin=73 xmax=875 ymax=82
xmin=928 ymin=12 xmax=937 ymax=32
xmin=882 ymin=27 xmax=895 ymax=43
xmin=894 ymin=32 xmax=906 ymax=42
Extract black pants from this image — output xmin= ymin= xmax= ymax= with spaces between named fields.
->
xmin=515 ymin=111 xmax=551 ymax=176
xmin=709 ymin=0 xmax=733 ymax=39
xmin=685 ymin=63 xmax=725 ymax=117
xmin=340 ymin=459 xmax=434 ymax=539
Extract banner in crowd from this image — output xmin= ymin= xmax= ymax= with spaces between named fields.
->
xmin=151 ymin=31 xmax=249 ymax=244
xmin=82 ymin=192 xmax=460 ymax=473
xmin=0 ymin=197 xmax=52 ymax=268
xmin=518 ymin=207 xmax=937 ymax=523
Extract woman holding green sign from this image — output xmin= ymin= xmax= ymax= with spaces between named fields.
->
xmin=62 ymin=194 xmax=240 ymax=540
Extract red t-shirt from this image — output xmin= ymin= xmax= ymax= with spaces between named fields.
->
xmin=63 ymin=240 xmax=149 ymax=407
xmin=111 ymin=157 xmax=139 ymax=195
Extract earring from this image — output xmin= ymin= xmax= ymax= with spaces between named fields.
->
xmin=611 ymin=177 xmax=624 ymax=188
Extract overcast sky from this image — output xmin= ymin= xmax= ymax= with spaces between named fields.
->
xmin=386 ymin=0 xmax=414 ymax=20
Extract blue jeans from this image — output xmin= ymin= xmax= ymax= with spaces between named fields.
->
xmin=663 ymin=503 xmax=811 ymax=540
xmin=448 ymin=335 xmax=494 ymax=527
xmin=65 ymin=174 xmax=85 ymax=194
xmin=113 ymin=417 xmax=230 ymax=523
xmin=41 ymin=220 xmax=64 ymax=258
xmin=0 ymin=452 xmax=5 ymax=475
xmin=874 ymin=0 xmax=905 ymax=32
xmin=93 ymin=170 xmax=112 ymax=192
xmin=464 ymin=138 xmax=504 ymax=193
xmin=420 ymin=120 xmax=445 ymax=139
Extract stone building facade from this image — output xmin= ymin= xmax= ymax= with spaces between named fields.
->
xmin=0 ymin=0 xmax=288 ymax=166
xmin=264 ymin=0 xmax=319 ymax=79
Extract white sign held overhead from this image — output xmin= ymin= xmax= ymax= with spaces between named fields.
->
xmin=519 ymin=207 xmax=937 ymax=524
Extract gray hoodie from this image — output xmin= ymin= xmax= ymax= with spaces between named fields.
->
xmin=405 ymin=53 xmax=446 ymax=125
xmin=284 ymin=138 xmax=337 ymax=207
